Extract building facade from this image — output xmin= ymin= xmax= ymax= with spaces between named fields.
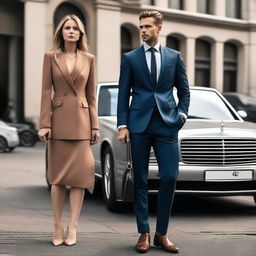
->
xmin=0 ymin=0 xmax=256 ymax=126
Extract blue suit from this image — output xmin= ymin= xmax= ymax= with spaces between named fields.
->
xmin=117 ymin=45 xmax=190 ymax=234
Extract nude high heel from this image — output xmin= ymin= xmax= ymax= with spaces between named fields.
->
xmin=64 ymin=225 xmax=77 ymax=246
xmin=52 ymin=225 xmax=64 ymax=246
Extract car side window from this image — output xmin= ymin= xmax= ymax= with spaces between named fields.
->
xmin=98 ymin=86 xmax=118 ymax=116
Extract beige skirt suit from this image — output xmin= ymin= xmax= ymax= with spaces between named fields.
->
xmin=39 ymin=50 xmax=99 ymax=190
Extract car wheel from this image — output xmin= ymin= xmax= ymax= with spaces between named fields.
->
xmin=0 ymin=136 xmax=7 ymax=153
xmin=45 ymin=144 xmax=51 ymax=190
xmin=19 ymin=131 xmax=36 ymax=147
xmin=253 ymin=195 xmax=256 ymax=204
xmin=102 ymin=146 xmax=120 ymax=212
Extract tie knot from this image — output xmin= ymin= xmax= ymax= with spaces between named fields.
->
xmin=149 ymin=47 xmax=156 ymax=53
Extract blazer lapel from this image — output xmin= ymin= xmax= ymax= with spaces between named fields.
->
xmin=135 ymin=46 xmax=153 ymax=86
xmin=54 ymin=52 xmax=77 ymax=96
xmin=71 ymin=50 xmax=86 ymax=83
xmin=157 ymin=46 xmax=166 ymax=87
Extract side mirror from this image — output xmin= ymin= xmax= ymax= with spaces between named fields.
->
xmin=237 ymin=110 xmax=247 ymax=119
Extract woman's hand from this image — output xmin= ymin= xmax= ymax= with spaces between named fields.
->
xmin=38 ymin=128 xmax=51 ymax=142
xmin=91 ymin=129 xmax=100 ymax=145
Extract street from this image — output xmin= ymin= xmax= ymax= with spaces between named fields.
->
xmin=0 ymin=143 xmax=256 ymax=256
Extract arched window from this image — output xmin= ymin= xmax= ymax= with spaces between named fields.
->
xmin=226 ymin=0 xmax=241 ymax=19
xmin=168 ymin=0 xmax=183 ymax=10
xmin=121 ymin=26 xmax=133 ymax=55
xmin=54 ymin=3 xmax=86 ymax=30
xmin=197 ymin=0 xmax=213 ymax=14
xmin=195 ymin=39 xmax=211 ymax=87
xmin=166 ymin=36 xmax=180 ymax=51
xmin=143 ymin=0 xmax=155 ymax=5
xmin=223 ymin=43 xmax=238 ymax=92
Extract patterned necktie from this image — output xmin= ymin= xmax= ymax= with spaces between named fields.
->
xmin=149 ymin=47 xmax=157 ymax=87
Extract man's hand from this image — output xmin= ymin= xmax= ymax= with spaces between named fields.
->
xmin=118 ymin=127 xmax=130 ymax=143
xmin=38 ymin=128 xmax=51 ymax=142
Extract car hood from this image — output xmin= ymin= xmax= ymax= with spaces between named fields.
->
xmin=181 ymin=120 xmax=256 ymax=138
xmin=100 ymin=117 xmax=256 ymax=138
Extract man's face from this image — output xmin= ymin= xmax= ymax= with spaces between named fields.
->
xmin=139 ymin=17 xmax=162 ymax=45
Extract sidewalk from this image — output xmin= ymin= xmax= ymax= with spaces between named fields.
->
xmin=1 ymin=230 xmax=255 ymax=256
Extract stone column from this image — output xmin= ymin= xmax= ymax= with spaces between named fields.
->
xmin=247 ymin=32 xmax=256 ymax=96
xmin=212 ymin=41 xmax=224 ymax=92
xmin=95 ymin=1 xmax=121 ymax=82
xmin=214 ymin=0 xmax=226 ymax=17
xmin=185 ymin=37 xmax=195 ymax=86
xmin=155 ymin=0 xmax=168 ymax=8
xmin=183 ymin=0 xmax=197 ymax=13
xmin=24 ymin=0 xmax=46 ymax=126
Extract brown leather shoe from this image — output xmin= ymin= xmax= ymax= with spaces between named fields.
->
xmin=135 ymin=233 xmax=151 ymax=253
xmin=154 ymin=232 xmax=180 ymax=253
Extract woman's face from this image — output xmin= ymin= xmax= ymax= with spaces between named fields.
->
xmin=62 ymin=19 xmax=81 ymax=43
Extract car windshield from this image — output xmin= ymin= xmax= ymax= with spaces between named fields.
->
xmin=98 ymin=86 xmax=237 ymax=120
xmin=184 ymin=90 xmax=236 ymax=120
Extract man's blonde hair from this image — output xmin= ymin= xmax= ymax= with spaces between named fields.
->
xmin=139 ymin=10 xmax=164 ymax=25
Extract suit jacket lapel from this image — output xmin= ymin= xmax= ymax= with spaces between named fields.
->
xmin=157 ymin=46 xmax=166 ymax=87
xmin=54 ymin=52 xmax=77 ymax=96
xmin=135 ymin=46 xmax=153 ymax=86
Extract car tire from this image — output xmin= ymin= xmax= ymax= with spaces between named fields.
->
xmin=0 ymin=136 xmax=7 ymax=153
xmin=253 ymin=195 xmax=256 ymax=204
xmin=45 ymin=144 xmax=51 ymax=190
xmin=20 ymin=131 xmax=36 ymax=147
xmin=102 ymin=145 xmax=120 ymax=212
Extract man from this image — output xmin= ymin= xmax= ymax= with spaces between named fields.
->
xmin=117 ymin=10 xmax=190 ymax=253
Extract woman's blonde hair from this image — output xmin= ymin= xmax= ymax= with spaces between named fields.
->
xmin=52 ymin=14 xmax=88 ymax=53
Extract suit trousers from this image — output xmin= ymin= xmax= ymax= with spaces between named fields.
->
xmin=130 ymin=108 xmax=179 ymax=235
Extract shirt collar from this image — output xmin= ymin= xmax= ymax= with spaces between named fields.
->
xmin=143 ymin=42 xmax=160 ymax=53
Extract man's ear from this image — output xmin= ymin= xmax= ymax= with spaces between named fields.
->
xmin=157 ymin=24 xmax=162 ymax=33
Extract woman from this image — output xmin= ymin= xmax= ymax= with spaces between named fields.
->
xmin=38 ymin=15 xmax=100 ymax=246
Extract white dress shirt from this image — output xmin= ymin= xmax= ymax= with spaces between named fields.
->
xmin=143 ymin=42 xmax=161 ymax=82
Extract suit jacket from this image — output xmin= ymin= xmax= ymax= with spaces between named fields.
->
xmin=117 ymin=45 xmax=190 ymax=133
xmin=39 ymin=50 xmax=99 ymax=139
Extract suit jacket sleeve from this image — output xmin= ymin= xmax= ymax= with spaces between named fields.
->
xmin=175 ymin=53 xmax=190 ymax=116
xmin=39 ymin=53 xmax=53 ymax=129
xmin=86 ymin=56 xmax=99 ymax=129
xmin=117 ymin=54 xmax=132 ymax=128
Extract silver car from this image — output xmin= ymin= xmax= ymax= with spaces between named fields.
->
xmin=0 ymin=121 xmax=19 ymax=153
xmin=91 ymin=83 xmax=256 ymax=211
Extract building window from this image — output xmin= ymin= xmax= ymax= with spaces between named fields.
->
xmin=197 ymin=0 xmax=213 ymax=14
xmin=168 ymin=0 xmax=183 ymax=10
xmin=226 ymin=0 xmax=241 ymax=18
xmin=143 ymin=0 xmax=155 ymax=5
xmin=121 ymin=26 xmax=133 ymax=55
xmin=195 ymin=39 xmax=211 ymax=87
xmin=54 ymin=2 xmax=86 ymax=29
xmin=166 ymin=36 xmax=180 ymax=51
xmin=223 ymin=43 xmax=238 ymax=92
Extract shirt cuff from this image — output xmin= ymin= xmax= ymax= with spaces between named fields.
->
xmin=179 ymin=112 xmax=187 ymax=119
xmin=117 ymin=125 xmax=127 ymax=131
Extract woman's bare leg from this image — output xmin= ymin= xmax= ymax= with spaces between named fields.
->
xmin=64 ymin=187 xmax=85 ymax=245
xmin=51 ymin=184 xmax=66 ymax=245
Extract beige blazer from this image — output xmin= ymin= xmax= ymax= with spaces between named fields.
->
xmin=39 ymin=50 xmax=99 ymax=140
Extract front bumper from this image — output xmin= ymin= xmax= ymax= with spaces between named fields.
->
xmin=148 ymin=164 xmax=256 ymax=195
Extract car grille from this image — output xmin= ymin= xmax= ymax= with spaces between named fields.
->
xmin=180 ymin=138 xmax=256 ymax=166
